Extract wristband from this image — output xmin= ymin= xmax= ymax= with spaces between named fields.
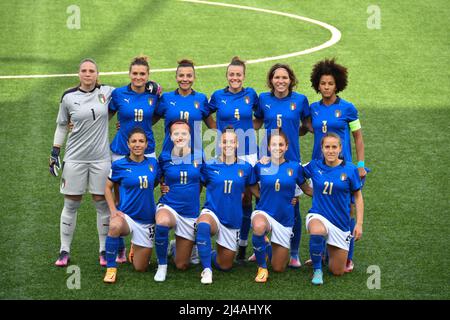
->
xmin=357 ymin=161 xmax=365 ymax=168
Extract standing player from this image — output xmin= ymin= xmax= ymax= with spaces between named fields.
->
xmin=304 ymin=133 xmax=363 ymax=285
xmin=50 ymin=58 xmax=113 ymax=267
xmin=154 ymin=59 xmax=215 ymax=158
xmin=103 ymin=127 xmax=160 ymax=283
xmin=250 ymin=130 xmax=312 ymax=282
xmin=153 ymin=120 xmax=204 ymax=282
xmin=109 ymin=55 xmax=161 ymax=264
xmin=308 ymin=58 xmax=367 ymax=271
xmin=253 ymin=63 xmax=311 ymax=267
xmin=207 ymin=56 xmax=259 ymax=263
xmin=196 ymin=128 xmax=256 ymax=284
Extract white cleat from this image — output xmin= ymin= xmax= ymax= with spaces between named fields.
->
xmin=200 ymin=268 xmax=213 ymax=285
xmin=190 ymin=245 xmax=200 ymax=265
xmin=154 ymin=264 xmax=168 ymax=282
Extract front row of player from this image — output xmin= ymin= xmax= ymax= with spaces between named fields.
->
xmin=103 ymin=121 xmax=364 ymax=285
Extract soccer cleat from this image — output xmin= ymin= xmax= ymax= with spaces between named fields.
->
xmin=190 ymin=245 xmax=199 ymax=265
xmin=154 ymin=264 xmax=168 ymax=282
xmin=288 ymin=255 xmax=302 ymax=268
xmin=103 ymin=267 xmax=117 ymax=283
xmin=116 ymin=247 xmax=127 ymax=264
xmin=345 ymin=259 xmax=354 ymax=273
xmin=200 ymin=268 xmax=213 ymax=285
xmin=128 ymin=244 xmax=134 ymax=264
xmin=236 ymin=245 xmax=247 ymax=264
xmin=247 ymin=253 xmax=256 ymax=262
xmin=304 ymin=258 xmax=313 ymax=267
xmin=55 ymin=250 xmax=70 ymax=267
xmin=255 ymin=267 xmax=269 ymax=283
xmin=99 ymin=251 xmax=107 ymax=267
xmin=311 ymin=269 xmax=324 ymax=285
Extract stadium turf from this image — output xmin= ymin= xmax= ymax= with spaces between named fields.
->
xmin=0 ymin=0 xmax=448 ymax=300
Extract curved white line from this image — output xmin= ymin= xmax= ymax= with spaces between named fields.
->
xmin=0 ymin=0 xmax=340 ymax=79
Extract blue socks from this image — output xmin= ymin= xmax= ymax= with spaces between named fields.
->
xmin=252 ymin=234 xmax=267 ymax=268
xmin=196 ymin=222 xmax=212 ymax=270
xmin=309 ymin=234 xmax=325 ymax=270
xmin=105 ymin=236 xmax=119 ymax=268
xmin=290 ymin=202 xmax=301 ymax=258
xmin=239 ymin=204 xmax=253 ymax=246
xmin=155 ymin=224 xmax=170 ymax=265
xmin=348 ymin=218 xmax=356 ymax=261
xmin=118 ymin=236 xmax=125 ymax=253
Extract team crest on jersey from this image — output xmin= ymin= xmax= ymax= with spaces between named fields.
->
xmin=335 ymin=109 xmax=342 ymax=118
xmin=290 ymin=102 xmax=296 ymax=111
xmin=238 ymin=169 xmax=244 ymax=178
xmin=148 ymin=97 xmax=154 ymax=106
xmin=287 ymin=168 xmax=294 ymax=176
xmin=244 ymin=96 xmax=250 ymax=104
xmin=194 ymin=101 xmax=200 ymax=109
xmin=340 ymin=173 xmax=347 ymax=181
xmin=149 ymin=164 xmax=154 ymax=172
xmin=98 ymin=94 xmax=106 ymax=104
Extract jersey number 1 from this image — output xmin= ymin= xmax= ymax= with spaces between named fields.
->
xmin=139 ymin=176 xmax=148 ymax=189
xmin=322 ymin=181 xmax=333 ymax=195
xmin=224 ymin=180 xmax=233 ymax=194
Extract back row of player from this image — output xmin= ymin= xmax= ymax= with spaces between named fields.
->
xmin=49 ymin=56 xmax=366 ymax=285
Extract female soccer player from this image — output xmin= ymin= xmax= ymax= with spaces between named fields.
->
xmin=103 ymin=127 xmax=160 ymax=283
xmin=153 ymin=120 xmax=204 ymax=282
xmin=304 ymin=133 xmax=364 ymax=285
xmin=154 ymin=59 xmax=215 ymax=158
xmin=196 ymin=128 xmax=256 ymax=284
xmin=253 ymin=63 xmax=311 ymax=267
xmin=50 ymin=58 xmax=114 ymax=267
xmin=309 ymin=58 xmax=367 ymax=272
xmin=250 ymin=130 xmax=312 ymax=282
xmin=207 ymin=56 xmax=259 ymax=263
xmin=109 ymin=55 xmax=161 ymax=161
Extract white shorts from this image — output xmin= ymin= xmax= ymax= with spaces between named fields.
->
xmin=60 ymin=161 xmax=111 ymax=195
xmin=237 ymin=153 xmax=258 ymax=167
xmin=305 ymin=213 xmax=352 ymax=251
xmin=199 ymin=209 xmax=240 ymax=252
xmin=156 ymin=203 xmax=197 ymax=242
xmin=251 ymin=210 xmax=293 ymax=249
xmin=111 ymin=152 xmax=156 ymax=162
xmin=124 ymin=214 xmax=155 ymax=248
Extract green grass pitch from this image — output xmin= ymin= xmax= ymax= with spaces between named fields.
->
xmin=0 ymin=0 xmax=449 ymax=300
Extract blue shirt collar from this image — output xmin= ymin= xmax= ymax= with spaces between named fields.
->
xmin=320 ymin=96 xmax=341 ymax=105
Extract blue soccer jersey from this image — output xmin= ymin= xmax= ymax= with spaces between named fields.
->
xmin=254 ymin=92 xmax=310 ymax=163
xmin=255 ymin=161 xmax=306 ymax=227
xmin=303 ymin=159 xmax=361 ymax=232
xmin=201 ymin=160 xmax=256 ymax=229
xmin=208 ymin=87 xmax=259 ymax=156
xmin=310 ymin=97 xmax=359 ymax=162
xmin=158 ymin=152 xmax=204 ymax=218
xmin=109 ymin=157 xmax=160 ymax=225
xmin=109 ymin=84 xmax=159 ymax=155
xmin=155 ymin=89 xmax=210 ymax=157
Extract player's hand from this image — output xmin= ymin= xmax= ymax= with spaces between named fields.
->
xmin=116 ymin=121 xmax=120 ymax=131
xmin=67 ymin=121 xmax=74 ymax=132
xmin=49 ymin=146 xmax=61 ymax=177
xmin=258 ymin=156 xmax=270 ymax=165
xmin=160 ymin=182 xmax=170 ymax=195
xmin=146 ymin=81 xmax=162 ymax=96
xmin=353 ymin=223 xmax=363 ymax=241
xmin=358 ymin=167 xmax=367 ymax=179
xmin=111 ymin=210 xmax=125 ymax=220
xmin=291 ymin=197 xmax=298 ymax=206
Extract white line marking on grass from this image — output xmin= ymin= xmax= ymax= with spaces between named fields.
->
xmin=0 ymin=0 xmax=341 ymax=80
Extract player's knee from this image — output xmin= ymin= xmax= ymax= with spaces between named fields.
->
xmin=134 ymin=265 xmax=148 ymax=273
xmin=330 ymin=266 xmax=345 ymax=276
xmin=175 ymin=261 xmax=189 ymax=271
xmin=252 ymin=221 xmax=266 ymax=235
xmin=108 ymin=221 xmax=122 ymax=237
xmin=272 ymin=264 xmax=286 ymax=273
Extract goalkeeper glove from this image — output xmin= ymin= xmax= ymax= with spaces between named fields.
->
xmin=146 ymin=81 xmax=162 ymax=96
xmin=49 ymin=146 xmax=61 ymax=177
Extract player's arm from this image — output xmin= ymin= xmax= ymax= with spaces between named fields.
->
xmin=49 ymin=123 xmax=68 ymax=176
xmin=152 ymin=114 xmax=162 ymax=125
xmin=248 ymin=183 xmax=260 ymax=199
xmin=253 ymin=118 xmax=263 ymax=130
xmin=352 ymin=189 xmax=364 ymax=241
xmin=105 ymin=179 xmax=124 ymax=219
xmin=203 ymin=114 xmax=216 ymax=129
xmin=300 ymin=181 xmax=313 ymax=197
xmin=351 ymin=127 xmax=366 ymax=178
xmin=299 ymin=117 xmax=313 ymax=136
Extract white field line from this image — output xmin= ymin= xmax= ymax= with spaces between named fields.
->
xmin=0 ymin=0 xmax=341 ymax=80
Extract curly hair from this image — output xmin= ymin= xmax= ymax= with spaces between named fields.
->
xmin=267 ymin=63 xmax=298 ymax=95
xmin=310 ymin=58 xmax=348 ymax=93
